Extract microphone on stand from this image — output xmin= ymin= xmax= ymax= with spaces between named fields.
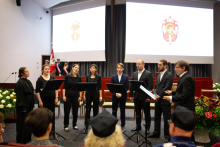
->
xmin=3 ymin=72 xmax=14 ymax=83
xmin=15 ymin=72 xmax=17 ymax=83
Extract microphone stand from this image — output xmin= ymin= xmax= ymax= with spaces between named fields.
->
xmin=3 ymin=72 xmax=14 ymax=83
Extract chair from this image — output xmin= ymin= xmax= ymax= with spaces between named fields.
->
xmin=55 ymin=89 xmax=61 ymax=118
xmin=201 ymin=89 xmax=218 ymax=102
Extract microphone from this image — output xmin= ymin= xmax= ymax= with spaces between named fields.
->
xmin=3 ymin=72 xmax=14 ymax=83
xmin=15 ymin=72 xmax=17 ymax=83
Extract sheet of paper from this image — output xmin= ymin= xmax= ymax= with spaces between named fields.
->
xmin=140 ymin=85 xmax=156 ymax=100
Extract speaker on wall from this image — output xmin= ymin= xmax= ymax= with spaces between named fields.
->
xmin=16 ymin=0 xmax=21 ymax=6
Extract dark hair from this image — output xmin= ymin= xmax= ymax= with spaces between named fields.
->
xmin=116 ymin=63 xmax=124 ymax=68
xmin=42 ymin=64 xmax=50 ymax=71
xmin=175 ymin=60 xmax=189 ymax=71
xmin=18 ymin=67 xmax=27 ymax=78
xmin=89 ymin=64 xmax=98 ymax=76
xmin=160 ymin=59 xmax=171 ymax=66
xmin=25 ymin=107 xmax=53 ymax=137
xmin=69 ymin=64 xmax=80 ymax=77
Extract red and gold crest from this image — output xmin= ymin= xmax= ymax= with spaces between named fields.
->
xmin=71 ymin=20 xmax=80 ymax=42
xmin=162 ymin=16 xmax=179 ymax=45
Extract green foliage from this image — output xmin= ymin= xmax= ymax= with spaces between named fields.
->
xmin=0 ymin=87 xmax=16 ymax=120
xmin=195 ymin=96 xmax=220 ymax=134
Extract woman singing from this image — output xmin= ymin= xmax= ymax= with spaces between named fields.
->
xmin=36 ymin=65 xmax=58 ymax=132
xmin=63 ymin=64 xmax=82 ymax=131
xmin=84 ymin=64 xmax=102 ymax=127
xmin=16 ymin=67 xmax=34 ymax=143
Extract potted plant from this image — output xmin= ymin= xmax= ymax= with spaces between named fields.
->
xmin=0 ymin=88 xmax=16 ymax=120
xmin=194 ymin=96 xmax=220 ymax=143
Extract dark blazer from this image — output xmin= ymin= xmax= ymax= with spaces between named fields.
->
xmin=129 ymin=69 xmax=153 ymax=100
xmin=154 ymin=70 xmax=173 ymax=105
xmin=172 ymin=72 xmax=195 ymax=111
xmin=55 ymin=62 xmax=63 ymax=76
xmin=62 ymin=65 xmax=71 ymax=76
xmin=110 ymin=74 xmax=129 ymax=100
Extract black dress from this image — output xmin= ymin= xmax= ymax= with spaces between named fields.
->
xmin=85 ymin=75 xmax=102 ymax=125
xmin=63 ymin=75 xmax=82 ymax=128
xmin=36 ymin=75 xmax=56 ymax=131
xmin=15 ymin=78 xmax=34 ymax=144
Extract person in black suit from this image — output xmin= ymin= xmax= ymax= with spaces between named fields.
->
xmin=111 ymin=63 xmax=129 ymax=132
xmin=164 ymin=60 xmax=195 ymax=112
xmin=62 ymin=61 xmax=70 ymax=76
xmin=148 ymin=59 xmax=173 ymax=142
xmin=55 ymin=59 xmax=62 ymax=76
xmin=129 ymin=60 xmax=153 ymax=133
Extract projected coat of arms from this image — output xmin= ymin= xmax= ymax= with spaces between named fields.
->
xmin=71 ymin=21 xmax=80 ymax=42
xmin=162 ymin=16 xmax=179 ymax=44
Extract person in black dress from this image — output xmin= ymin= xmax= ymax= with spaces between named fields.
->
xmin=63 ymin=64 xmax=82 ymax=131
xmin=16 ymin=67 xmax=34 ymax=143
xmin=36 ymin=65 xmax=58 ymax=132
xmin=84 ymin=64 xmax=102 ymax=127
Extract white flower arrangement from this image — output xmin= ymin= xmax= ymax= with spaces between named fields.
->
xmin=0 ymin=88 xmax=16 ymax=120
xmin=6 ymin=104 xmax=11 ymax=108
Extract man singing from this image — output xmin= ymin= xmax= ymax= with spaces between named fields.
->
xmin=148 ymin=59 xmax=173 ymax=142
xmin=111 ymin=63 xmax=129 ymax=132
xmin=129 ymin=60 xmax=153 ymax=134
xmin=163 ymin=60 xmax=195 ymax=112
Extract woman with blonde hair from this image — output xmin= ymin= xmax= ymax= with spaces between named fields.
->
xmin=84 ymin=110 xmax=125 ymax=147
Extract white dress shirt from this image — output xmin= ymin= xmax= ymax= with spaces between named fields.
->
xmin=169 ymin=71 xmax=188 ymax=103
xmin=116 ymin=73 xmax=123 ymax=97
xmin=138 ymin=68 xmax=145 ymax=81
xmin=160 ymin=70 xmax=167 ymax=81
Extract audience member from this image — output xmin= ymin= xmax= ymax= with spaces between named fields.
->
xmin=154 ymin=106 xmax=197 ymax=147
xmin=84 ymin=109 xmax=125 ymax=147
xmin=25 ymin=108 xmax=62 ymax=147
xmin=0 ymin=112 xmax=7 ymax=145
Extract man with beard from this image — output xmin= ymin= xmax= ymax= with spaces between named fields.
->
xmin=148 ymin=59 xmax=173 ymax=143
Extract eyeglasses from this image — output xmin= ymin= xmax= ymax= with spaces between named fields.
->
xmin=158 ymin=64 xmax=163 ymax=67
xmin=175 ymin=66 xmax=181 ymax=69
xmin=167 ymin=120 xmax=173 ymax=125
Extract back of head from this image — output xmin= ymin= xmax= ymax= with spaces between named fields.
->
xmin=169 ymin=106 xmax=197 ymax=137
xmin=25 ymin=108 xmax=53 ymax=137
xmin=84 ymin=109 xmax=125 ymax=147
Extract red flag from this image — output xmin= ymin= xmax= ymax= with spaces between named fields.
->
xmin=50 ymin=49 xmax=56 ymax=74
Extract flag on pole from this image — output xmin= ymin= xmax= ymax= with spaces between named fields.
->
xmin=50 ymin=49 xmax=56 ymax=75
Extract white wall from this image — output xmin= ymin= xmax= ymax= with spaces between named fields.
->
xmin=0 ymin=0 xmax=51 ymax=87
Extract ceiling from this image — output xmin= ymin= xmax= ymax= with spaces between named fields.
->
xmin=31 ymin=0 xmax=220 ymax=9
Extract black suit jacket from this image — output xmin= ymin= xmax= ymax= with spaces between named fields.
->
xmin=110 ymin=74 xmax=129 ymax=100
xmin=55 ymin=62 xmax=63 ymax=76
xmin=129 ymin=70 xmax=153 ymax=100
xmin=154 ymin=71 xmax=173 ymax=105
xmin=172 ymin=72 xmax=195 ymax=111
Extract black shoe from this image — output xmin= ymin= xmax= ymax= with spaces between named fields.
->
xmin=131 ymin=127 xmax=142 ymax=131
xmin=64 ymin=127 xmax=70 ymax=132
xmin=85 ymin=128 xmax=88 ymax=134
xmin=148 ymin=133 xmax=160 ymax=138
xmin=122 ymin=127 xmax=126 ymax=132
